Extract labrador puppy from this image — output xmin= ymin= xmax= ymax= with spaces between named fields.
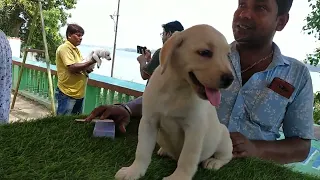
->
xmin=115 ymin=24 xmax=234 ymax=180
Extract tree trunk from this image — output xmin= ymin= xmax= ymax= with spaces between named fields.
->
xmin=10 ymin=18 xmax=25 ymax=37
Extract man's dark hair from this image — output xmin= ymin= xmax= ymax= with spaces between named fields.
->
xmin=162 ymin=20 xmax=184 ymax=34
xmin=66 ymin=24 xmax=84 ymax=38
xmin=276 ymin=0 xmax=293 ymax=16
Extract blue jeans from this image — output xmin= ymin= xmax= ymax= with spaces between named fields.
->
xmin=55 ymin=88 xmax=84 ymax=115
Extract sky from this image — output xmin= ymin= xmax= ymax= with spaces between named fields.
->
xmin=60 ymin=0 xmax=319 ymax=61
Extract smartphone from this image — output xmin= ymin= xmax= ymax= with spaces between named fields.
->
xmin=137 ymin=45 xmax=147 ymax=54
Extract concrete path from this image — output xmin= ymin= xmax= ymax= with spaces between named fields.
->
xmin=9 ymin=93 xmax=51 ymax=122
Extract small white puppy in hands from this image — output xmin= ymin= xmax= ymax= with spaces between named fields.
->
xmin=115 ymin=24 xmax=234 ymax=180
xmin=84 ymin=49 xmax=111 ymax=75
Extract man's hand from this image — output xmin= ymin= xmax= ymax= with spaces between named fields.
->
xmin=137 ymin=49 xmax=151 ymax=64
xmin=86 ymin=66 xmax=94 ymax=74
xmin=230 ymin=132 xmax=311 ymax=164
xmin=144 ymin=49 xmax=152 ymax=62
xmin=85 ymin=105 xmax=130 ymax=133
xmin=230 ymin=132 xmax=259 ymax=158
xmin=137 ymin=54 xmax=147 ymax=64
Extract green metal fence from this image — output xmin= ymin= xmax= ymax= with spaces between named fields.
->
xmin=11 ymin=57 xmax=144 ymax=114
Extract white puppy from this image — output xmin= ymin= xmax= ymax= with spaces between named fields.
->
xmin=83 ymin=49 xmax=111 ymax=75
xmin=115 ymin=24 xmax=234 ymax=180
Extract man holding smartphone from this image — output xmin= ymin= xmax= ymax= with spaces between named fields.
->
xmin=137 ymin=20 xmax=184 ymax=82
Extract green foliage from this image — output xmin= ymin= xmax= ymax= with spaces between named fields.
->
xmin=297 ymin=0 xmax=320 ymax=124
xmin=0 ymin=0 xmax=77 ymax=64
xmin=303 ymin=0 xmax=320 ymax=66
xmin=313 ymin=92 xmax=320 ymax=124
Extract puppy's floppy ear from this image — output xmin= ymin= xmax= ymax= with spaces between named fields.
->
xmin=159 ymin=32 xmax=184 ymax=75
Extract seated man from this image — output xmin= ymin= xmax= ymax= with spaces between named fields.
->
xmin=0 ymin=30 xmax=12 ymax=123
xmin=138 ymin=21 xmax=184 ymax=82
xmin=86 ymin=0 xmax=315 ymax=164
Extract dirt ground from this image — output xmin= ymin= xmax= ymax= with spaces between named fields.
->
xmin=9 ymin=93 xmax=51 ymax=122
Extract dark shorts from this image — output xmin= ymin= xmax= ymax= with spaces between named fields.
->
xmin=55 ymin=88 xmax=84 ymax=115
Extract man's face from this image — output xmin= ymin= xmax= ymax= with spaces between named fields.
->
xmin=68 ymin=32 xmax=83 ymax=46
xmin=161 ymin=29 xmax=172 ymax=44
xmin=232 ymin=0 xmax=288 ymax=47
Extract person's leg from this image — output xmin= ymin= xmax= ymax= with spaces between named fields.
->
xmin=71 ymin=98 xmax=84 ymax=115
xmin=55 ymin=88 xmax=76 ymax=115
xmin=0 ymin=30 xmax=12 ymax=124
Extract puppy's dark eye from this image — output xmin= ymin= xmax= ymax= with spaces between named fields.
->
xmin=198 ymin=50 xmax=213 ymax=58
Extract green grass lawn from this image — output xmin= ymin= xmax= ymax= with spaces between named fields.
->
xmin=0 ymin=116 xmax=319 ymax=180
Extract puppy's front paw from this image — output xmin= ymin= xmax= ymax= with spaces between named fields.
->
xmin=115 ymin=166 xmax=145 ymax=180
xmin=202 ymin=157 xmax=230 ymax=170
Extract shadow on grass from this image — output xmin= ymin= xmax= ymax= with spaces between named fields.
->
xmin=0 ymin=115 xmax=319 ymax=180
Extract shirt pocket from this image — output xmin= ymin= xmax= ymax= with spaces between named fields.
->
xmin=243 ymin=87 xmax=290 ymax=132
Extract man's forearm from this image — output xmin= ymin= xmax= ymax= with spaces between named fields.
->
xmin=125 ymin=96 xmax=142 ymax=118
xmin=68 ymin=60 xmax=95 ymax=73
xmin=253 ymin=138 xmax=311 ymax=164
xmin=139 ymin=62 xmax=150 ymax=80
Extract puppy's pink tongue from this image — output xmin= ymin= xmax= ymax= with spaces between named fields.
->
xmin=205 ymin=87 xmax=221 ymax=107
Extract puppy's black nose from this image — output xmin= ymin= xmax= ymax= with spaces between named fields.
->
xmin=220 ymin=73 xmax=234 ymax=88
